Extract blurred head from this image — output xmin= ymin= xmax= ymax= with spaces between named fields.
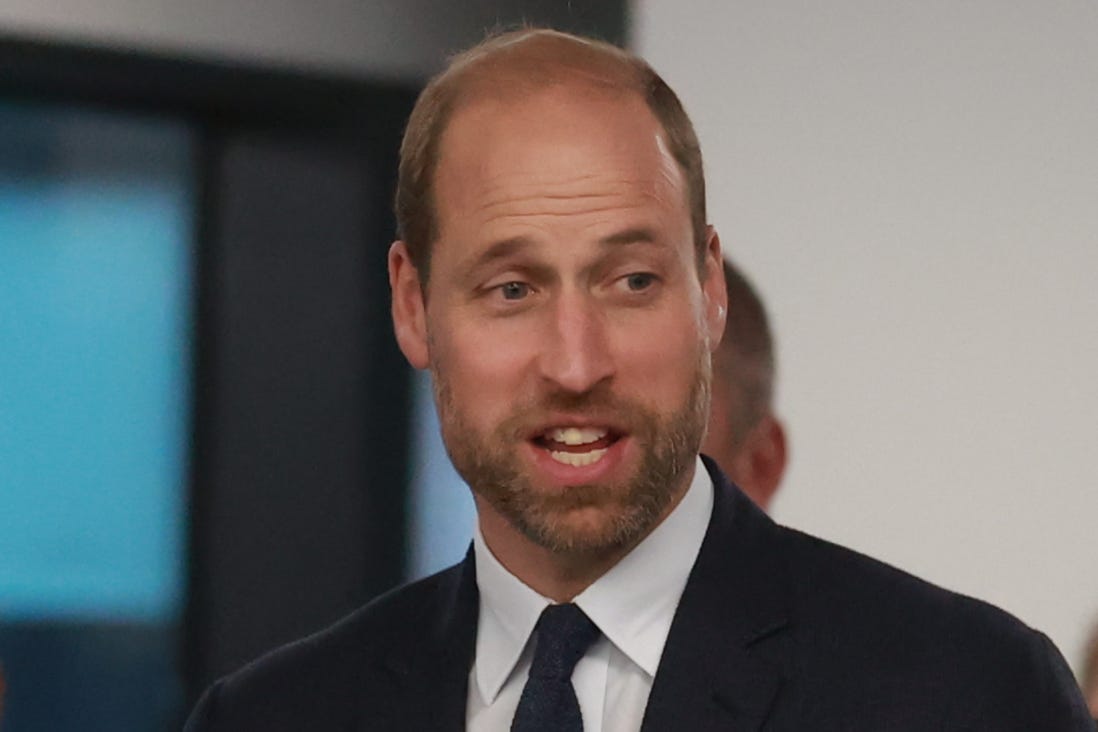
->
xmin=388 ymin=28 xmax=726 ymax=563
xmin=702 ymin=258 xmax=787 ymax=511
xmin=1083 ymin=619 xmax=1098 ymax=718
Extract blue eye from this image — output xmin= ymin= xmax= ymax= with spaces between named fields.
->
xmin=499 ymin=281 xmax=530 ymax=300
xmin=625 ymin=273 xmax=656 ymax=291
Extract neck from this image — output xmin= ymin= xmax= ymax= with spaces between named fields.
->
xmin=474 ymin=479 xmax=691 ymax=602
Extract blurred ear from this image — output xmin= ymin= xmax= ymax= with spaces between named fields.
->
xmin=701 ymin=226 xmax=727 ymax=350
xmin=736 ymin=414 xmax=788 ymax=511
xmin=388 ymin=241 xmax=429 ymax=369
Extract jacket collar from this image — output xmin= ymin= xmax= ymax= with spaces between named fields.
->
xmin=376 ymin=550 xmax=479 ymax=732
xmin=375 ymin=456 xmax=792 ymax=732
xmin=641 ymin=456 xmax=793 ymax=732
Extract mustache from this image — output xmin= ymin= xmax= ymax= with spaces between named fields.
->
xmin=498 ymin=384 xmax=656 ymax=439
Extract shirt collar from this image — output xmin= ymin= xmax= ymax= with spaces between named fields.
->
xmin=472 ymin=524 xmax=549 ymax=706
xmin=472 ymin=456 xmax=715 ymax=704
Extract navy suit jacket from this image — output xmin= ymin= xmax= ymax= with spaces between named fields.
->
xmin=185 ymin=458 xmax=1092 ymax=730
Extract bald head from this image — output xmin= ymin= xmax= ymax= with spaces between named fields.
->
xmin=395 ymin=28 xmax=706 ymax=282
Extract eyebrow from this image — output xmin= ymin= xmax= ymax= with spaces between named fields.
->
xmin=462 ymin=226 xmax=664 ymax=279
xmin=469 ymin=236 xmax=534 ymax=271
xmin=598 ymin=226 xmax=660 ymax=247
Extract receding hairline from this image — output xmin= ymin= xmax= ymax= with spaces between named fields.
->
xmin=448 ymin=29 xmax=645 ymax=89
xmin=438 ymin=32 xmax=655 ymax=130
xmin=396 ymin=27 xmax=708 ymax=282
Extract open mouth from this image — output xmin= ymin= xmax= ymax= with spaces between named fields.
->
xmin=532 ymin=426 xmax=621 ymax=467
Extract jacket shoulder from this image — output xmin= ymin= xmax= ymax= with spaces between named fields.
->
xmin=775 ymin=526 xmax=1091 ymax=728
xmin=781 ymin=525 xmax=1031 ymax=640
xmin=185 ymin=562 xmax=465 ymax=731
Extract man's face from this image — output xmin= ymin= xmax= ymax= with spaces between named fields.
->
xmin=391 ymin=83 xmax=725 ymax=557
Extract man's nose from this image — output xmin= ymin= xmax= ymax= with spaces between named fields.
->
xmin=538 ymin=291 xmax=615 ymax=394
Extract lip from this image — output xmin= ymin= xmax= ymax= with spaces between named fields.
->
xmin=522 ymin=432 xmax=634 ymax=487
xmin=523 ymin=413 xmax=630 ymax=441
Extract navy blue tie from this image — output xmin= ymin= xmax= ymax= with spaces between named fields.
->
xmin=511 ymin=603 xmax=601 ymax=732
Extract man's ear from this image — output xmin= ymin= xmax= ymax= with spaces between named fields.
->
xmin=388 ymin=241 xmax=429 ymax=369
xmin=701 ymin=226 xmax=728 ymax=350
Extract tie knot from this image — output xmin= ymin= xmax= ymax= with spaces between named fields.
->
xmin=529 ymin=603 xmax=600 ymax=681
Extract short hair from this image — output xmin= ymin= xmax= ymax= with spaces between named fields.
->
xmin=394 ymin=27 xmax=706 ymax=283
xmin=715 ymin=258 xmax=777 ymax=442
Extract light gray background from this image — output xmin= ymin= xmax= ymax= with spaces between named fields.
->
xmin=635 ymin=0 xmax=1098 ymax=673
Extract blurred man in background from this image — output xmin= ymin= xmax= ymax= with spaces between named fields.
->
xmin=702 ymin=259 xmax=786 ymax=511
xmin=1083 ymin=620 xmax=1098 ymax=719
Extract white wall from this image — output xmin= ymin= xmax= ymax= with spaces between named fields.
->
xmin=635 ymin=0 xmax=1098 ymax=673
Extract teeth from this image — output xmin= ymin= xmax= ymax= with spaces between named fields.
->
xmin=549 ymin=427 xmax=607 ymax=445
xmin=549 ymin=449 xmax=608 ymax=467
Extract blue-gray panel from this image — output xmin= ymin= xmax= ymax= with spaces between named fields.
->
xmin=0 ymin=101 xmax=194 ymax=622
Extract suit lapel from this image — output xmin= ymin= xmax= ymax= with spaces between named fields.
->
xmin=362 ymin=460 xmax=792 ymax=731
xmin=371 ymin=549 xmax=479 ymax=732
xmin=642 ymin=457 xmax=793 ymax=732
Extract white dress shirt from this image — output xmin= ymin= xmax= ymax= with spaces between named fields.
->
xmin=466 ymin=457 xmax=714 ymax=732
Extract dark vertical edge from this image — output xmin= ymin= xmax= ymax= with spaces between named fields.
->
xmin=182 ymin=121 xmax=222 ymax=712
xmin=357 ymin=89 xmax=419 ymax=596
xmin=617 ymin=0 xmax=633 ymax=48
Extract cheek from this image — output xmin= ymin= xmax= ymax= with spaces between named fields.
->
xmin=604 ymin=328 xmax=703 ymax=390
xmin=703 ymin=383 xmax=732 ymax=444
xmin=614 ymin=310 xmax=706 ymax=391
xmin=431 ymin=321 xmax=537 ymax=411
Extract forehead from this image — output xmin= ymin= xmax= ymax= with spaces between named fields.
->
xmin=431 ymin=83 xmax=689 ymax=258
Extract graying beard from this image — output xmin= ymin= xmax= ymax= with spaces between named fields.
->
xmin=432 ymin=343 xmax=711 ymax=555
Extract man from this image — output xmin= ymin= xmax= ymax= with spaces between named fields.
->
xmin=185 ymin=28 xmax=1091 ymax=730
xmin=1084 ymin=620 xmax=1098 ymax=719
xmin=702 ymin=260 xmax=786 ymax=511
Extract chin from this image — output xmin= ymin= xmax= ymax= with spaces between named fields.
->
xmin=517 ymin=497 xmax=661 ymax=555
